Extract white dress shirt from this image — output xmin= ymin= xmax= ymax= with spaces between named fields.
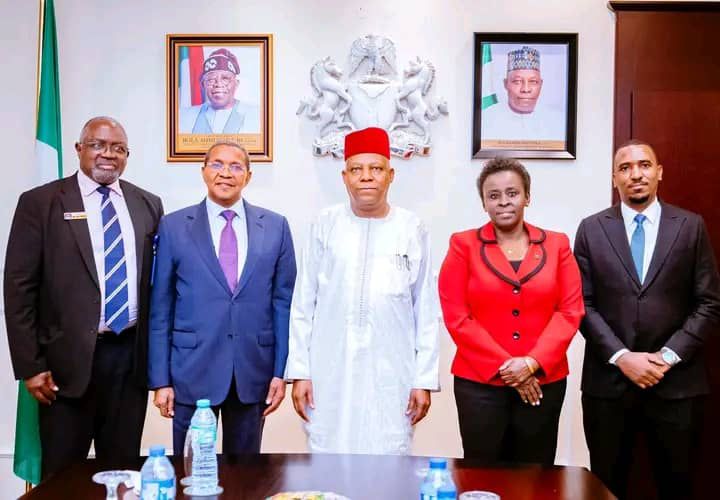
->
xmin=77 ymin=169 xmax=138 ymax=332
xmin=206 ymin=197 xmax=248 ymax=285
xmin=610 ymin=198 xmax=680 ymax=364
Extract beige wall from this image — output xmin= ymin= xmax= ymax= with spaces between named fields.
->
xmin=0 ymin=0 xmax=657 ymax=496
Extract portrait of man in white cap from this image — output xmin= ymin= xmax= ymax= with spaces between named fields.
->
xmin=480 ymin=44 xmax=567 ymax=147
xmin=179 ymin=47 xmax=261 ymax=134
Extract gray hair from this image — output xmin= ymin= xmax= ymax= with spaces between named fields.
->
xmin=203 ymin=141 xmax=251 ymax=169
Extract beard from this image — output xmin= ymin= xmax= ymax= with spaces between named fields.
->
xmin=628 ymin=194 xmax=650 ymax=206
xmin=90 ymin=165 xmax=121 ymax=185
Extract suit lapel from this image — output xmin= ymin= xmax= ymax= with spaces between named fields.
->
xmin=235 ymin=199 xmax=264 ymax=296
xmin=189 ymin=200 xmax=233 ymax=295
xmin=642 ymin=203 xmax=684 ymax=292
xmin=59 ymin=173 xmax=100 ymax=290
xmin=121 ymin=181 xmax=149 ymax=286
xmin=598 ymin=205 xmax=641 ymax=289
xmin=476 ymin=222 xmax=546 ymax=287
xmin=224 ymin=102 xmax=246 ymax=133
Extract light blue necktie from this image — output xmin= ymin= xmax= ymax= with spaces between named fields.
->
xmin=630 ymin=213 xmax=647 ymax=282
xmin=97 ymin=186 xmax=129 ymax=333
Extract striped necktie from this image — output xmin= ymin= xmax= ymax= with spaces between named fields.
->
xmin=97 ymin=186 xmax=129 ymax=333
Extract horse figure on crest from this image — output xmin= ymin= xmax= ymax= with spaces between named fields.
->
xmin=297 ymin=57 xmax=354 ymax=135
xmin=390 ymin=57 xmax=448 ymax=142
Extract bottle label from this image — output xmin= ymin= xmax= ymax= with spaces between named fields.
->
xmin=141 ymin=478 xmax=176 ymax=500
xmin=191 ymin=425 xmax=217 ymax=446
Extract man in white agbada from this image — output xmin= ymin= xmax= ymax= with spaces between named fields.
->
xmin=286 ymin=127 xmax=439 ymax=454
xmin=481 ymin=46 xmax=566 ymax=143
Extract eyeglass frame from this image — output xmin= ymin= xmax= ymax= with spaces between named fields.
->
xmin=79 ymin=140 xmax=130 ymax=156
xmin=204 ymin=161 xmax=249 ymax=175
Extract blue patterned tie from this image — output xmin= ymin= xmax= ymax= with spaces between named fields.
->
xmin=630 ymin=213 xmax=647 ymax=282
xmin=97 ymin=186 xmax=129 ymax=333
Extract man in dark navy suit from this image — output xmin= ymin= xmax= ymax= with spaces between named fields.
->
xmin=149 ymin=141 xmax=296 ymax=455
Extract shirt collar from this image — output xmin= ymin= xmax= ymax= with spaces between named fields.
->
xmin=76 ymin=168 xmax=123 ymax=198
xmin=206 ymin=196 xmax=245 ymax=221
xmin=620 ymin=197 xmax=661 ymax=227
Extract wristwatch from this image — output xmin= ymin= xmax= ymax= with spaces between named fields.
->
xmin=661 ymin=347 xmax=681 ymax=366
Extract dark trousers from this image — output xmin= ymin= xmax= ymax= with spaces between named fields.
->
xmin=454 ymin=376 xmax=566 ymax=465
xmin=38 ymin=329 xmax=146 ymax=480
xmin=172 ymin=377 xmax=265 ymax=456
xmin=583 ymin=390 xmax=704 ymax=500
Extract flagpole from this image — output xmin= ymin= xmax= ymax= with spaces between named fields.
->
xmin=26 ymin=2 xmax=45 ymax=492
xmin=35 ymin=0 xmax=44 ymax=123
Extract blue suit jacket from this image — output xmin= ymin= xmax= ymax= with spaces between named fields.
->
xmin=148 ymin=199 xmax=296 ymax=405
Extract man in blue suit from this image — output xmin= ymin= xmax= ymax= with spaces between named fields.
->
xmin=148 ymin=141 xmax=296 ymax=455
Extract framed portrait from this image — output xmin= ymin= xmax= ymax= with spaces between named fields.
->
xmin=472 ymin=33 xmax=578 ymax=159
xmin=166 ymin=34 xmax=273 ymax=162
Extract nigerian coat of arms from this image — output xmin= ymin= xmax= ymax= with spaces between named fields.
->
xmin=297 ymin=34 xmax=449 ymax=159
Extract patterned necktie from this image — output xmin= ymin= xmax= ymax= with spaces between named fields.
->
xmin=630 ymin=213 xmax=647 ymax=282
xmin=97 ymin=186 xmax=129 ymax=333
xmin=219 ymin=210 xmax=238 ymax=291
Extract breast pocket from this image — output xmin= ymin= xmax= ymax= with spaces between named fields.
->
xmin=171 ymin=331 xmax=197 ymax=348
xmin=374 ymin=253 xmax=414 ymax=299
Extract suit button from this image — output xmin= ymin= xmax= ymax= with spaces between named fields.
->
xmin=89 ymin=328 xmax=96 ymax=335
xmin=512 ymin=309 xmax=520 ymax=317
xmin=512 ymin=331 xmax=521 ymax=340
xmin=512 ymin=287 xmax=520 ymax=294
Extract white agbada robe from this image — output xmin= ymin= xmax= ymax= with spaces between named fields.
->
xmin=481 ymin=102 xmax=566 ymax=142
xmin=286 ymin=204 xmax=439 ymax=454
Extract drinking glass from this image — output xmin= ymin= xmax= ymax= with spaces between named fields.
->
xmin=92 ymin=470 xmax=131 ymax=500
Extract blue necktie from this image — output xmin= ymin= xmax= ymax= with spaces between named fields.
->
xmin=98 ymin=186 xmax=129 ymax=333
xmin=630 ymin=213 xmax=647 ymax=282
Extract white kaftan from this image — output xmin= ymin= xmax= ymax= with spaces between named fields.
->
xmin=286 ymin=204 xmax=439 ymax=454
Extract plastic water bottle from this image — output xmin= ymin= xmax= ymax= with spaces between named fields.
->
xmin=420 ymin=458 xmax=456 ymax=500
xmin=185 ymin=399 xmax=223 ymax=496
xmin=140 ymin=445 xmax=176 ymax=500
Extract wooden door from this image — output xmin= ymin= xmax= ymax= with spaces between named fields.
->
xmin=611 ymin=3 xmax=720 ymax=498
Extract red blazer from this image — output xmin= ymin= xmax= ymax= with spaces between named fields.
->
xmin=438 ymin=222 xmax=584 ymax=386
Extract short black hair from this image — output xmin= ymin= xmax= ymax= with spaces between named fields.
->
xmin=476 ymin=157 xmax=531 ymax=200
xmin=614 ymin=139 xmax=658 ymax=165
xmin=203 ymin=141 xmax=251 ymax=169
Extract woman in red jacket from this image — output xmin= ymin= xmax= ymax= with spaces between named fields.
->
xmin=438 ymin=157 xmax=584 ymax=465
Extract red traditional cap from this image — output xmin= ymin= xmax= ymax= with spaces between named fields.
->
xmin=202 ymin=48 xmax=240 ymax=76
xmin=344 ymin=127 xmax=390 ymax=160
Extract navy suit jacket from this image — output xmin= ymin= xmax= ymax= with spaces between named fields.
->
xmin=148 ymin=199 xmax=296 ymax=405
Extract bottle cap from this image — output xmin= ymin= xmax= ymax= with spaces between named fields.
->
xmin=149 ymin=445 xmax=166 ymax=457
xmin=196 ymin=399 xmax=211 ymax=408
xmin=429 ymin=457 xmax=448 ymax=469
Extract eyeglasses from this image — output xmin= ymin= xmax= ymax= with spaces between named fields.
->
xmin=203 ymin=75 xmax=235 ymax=87
xmin=206 ymin=161 xmax=247 ymax=174
xmin=81 ymin=140 xmax=129 ymax=156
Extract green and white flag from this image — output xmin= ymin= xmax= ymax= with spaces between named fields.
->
xmin=15 ymin=0 xmax=63 ymax=484
xmin=480 ymin=43 xmax=498 ymax=110
xmin=35 ymin=0 xmax=63 ymax=183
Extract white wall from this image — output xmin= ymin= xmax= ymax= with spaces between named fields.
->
xmin=0 ymin=0 xmax=625 ymax=496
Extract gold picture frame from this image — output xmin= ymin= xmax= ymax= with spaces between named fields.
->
xmin=166 ymin=34 xmax=273 ymax=162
